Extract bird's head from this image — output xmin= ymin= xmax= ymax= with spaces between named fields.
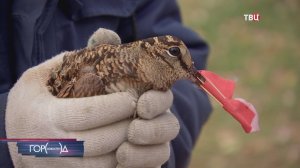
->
xmin=136 ymin=35 xmax=201 ymax=90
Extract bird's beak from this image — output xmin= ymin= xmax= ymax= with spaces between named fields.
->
xmin=189 ymin=67 xmax=205 ymax=86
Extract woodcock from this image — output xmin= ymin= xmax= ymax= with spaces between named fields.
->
xmin=47 ymin=28 xmax=202 ymax=98
xmin=47 ymin=28 xmax=260 ymax=133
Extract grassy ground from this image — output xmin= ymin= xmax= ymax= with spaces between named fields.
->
xmin=178 ymin=0 xmax=300 ymax=167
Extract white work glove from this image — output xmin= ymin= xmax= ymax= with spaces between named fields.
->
xmin=6 ymin=53 xmax=180 ymax=168
xmin=117 ymin=91 xmax=179 ymax=168
xmin=6 ymin=52 xmax=136 ymax=168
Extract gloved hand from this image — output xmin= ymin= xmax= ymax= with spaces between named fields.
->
xmin=6 ymin=52 xmax=180 ymax=168
xmin=6 ymin=26 xmax=180 ymax=167
xmin=5 ymin=52 xmax=137 ymax=168
xmin=116 ymin=90 xmax=180 ymax=168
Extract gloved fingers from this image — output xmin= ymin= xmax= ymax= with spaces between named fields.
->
xmin=87 ymin=28 xmax=121 ymax=47
xmin=68 ymin=120 xmax=131 ymax=156
xmin=116 ymin=142 xmax=170 ymax=168
xmin=128 ymin=111 xmax=180 ymax=145
xmin=51 ymin=91 xmax=137 ymax=131
xmin=137 ymin=90 xmax=173 ymax=120
xmin=78 ymin=153 xmax=117 ymax=168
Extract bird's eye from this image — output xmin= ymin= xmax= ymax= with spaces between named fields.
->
xmin=168 ymin=47 xmax=181 ymax=57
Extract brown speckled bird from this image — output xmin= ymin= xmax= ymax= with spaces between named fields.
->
xmin=47 ymin=29 xmax=200 ymax=98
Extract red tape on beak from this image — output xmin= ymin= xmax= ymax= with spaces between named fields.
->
xmin=198 ymin=70 xmax=260 ymax=133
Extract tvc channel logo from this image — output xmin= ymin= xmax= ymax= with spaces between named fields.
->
xmin=244 ymin=13 xmax=260 ymax=22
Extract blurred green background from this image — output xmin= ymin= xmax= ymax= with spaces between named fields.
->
xmin=178 ymin=0 xmax=300 ymax=167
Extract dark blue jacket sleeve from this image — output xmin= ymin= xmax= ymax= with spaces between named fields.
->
xmin=0 ymin=93 xmax=14 ymax=168
xmin=134 ymin=0 xmax=212 ymax=167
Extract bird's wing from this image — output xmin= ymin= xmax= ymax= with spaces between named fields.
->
xmin=57 ymin=80 xmax=75 ymax=98
xmin=73 ymin=73 xmax=105 ymax=97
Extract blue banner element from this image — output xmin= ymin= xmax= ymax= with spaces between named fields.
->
xmin=16 ymin=141 xmax=84 ymax=157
